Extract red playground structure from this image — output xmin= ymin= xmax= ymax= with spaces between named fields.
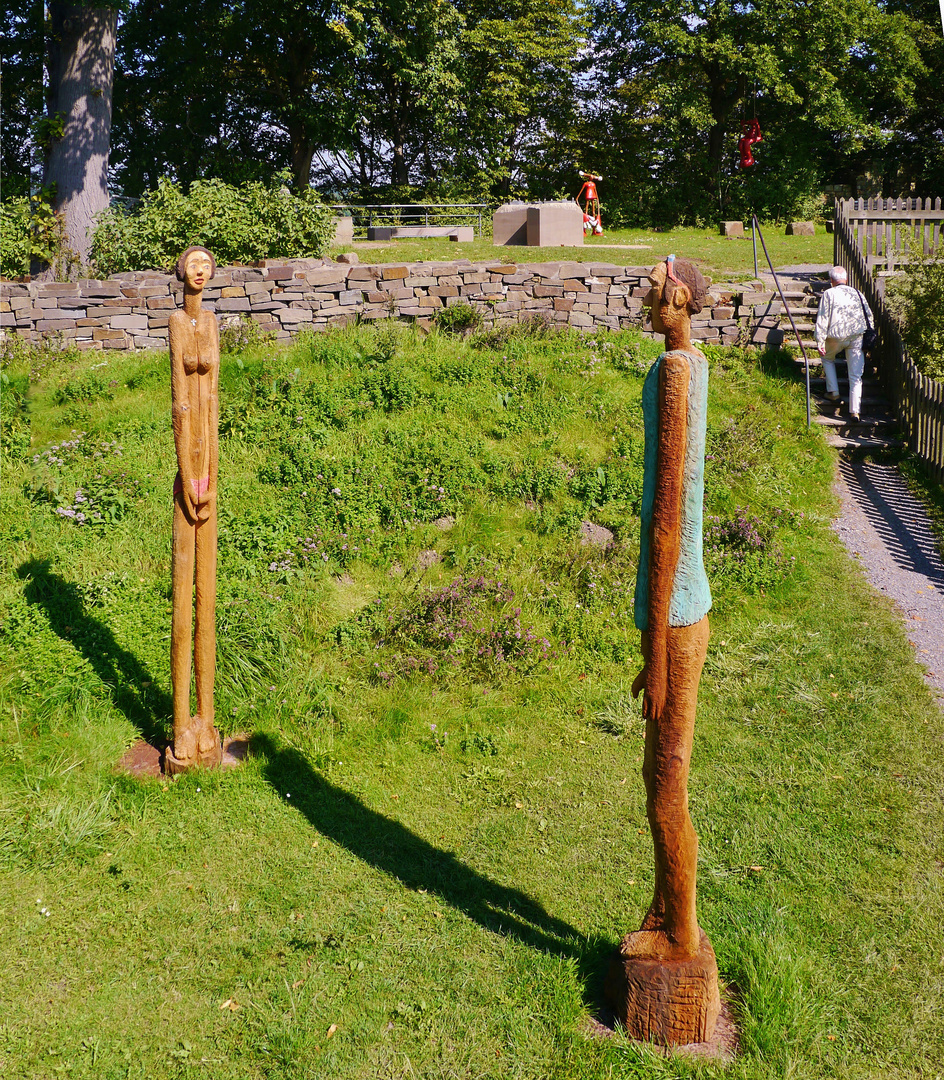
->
xmin=576 ymin=171 xmax=604 ymax=234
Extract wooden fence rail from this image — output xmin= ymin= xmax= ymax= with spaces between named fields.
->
xmin=834 ymin=198 xmax=944 ymax=485
xmin=841 ymin=196 xmax=944 ymax=273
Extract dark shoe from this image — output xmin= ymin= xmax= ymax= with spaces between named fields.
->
xmin=849 ymin=412 xmax=860 ymax=422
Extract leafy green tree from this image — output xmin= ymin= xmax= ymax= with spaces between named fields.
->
xmin=450 ymin=0 xmax=585 ymax=198
xmin=880 ymin=0 xmax=944 ymax=196
xmin=1 ymin=1 xmax=43 ymax=198
xmin=112 ymin=0 xmax=362 ymax=194
xmin=584 ymin=0 xmax=930 ymax=226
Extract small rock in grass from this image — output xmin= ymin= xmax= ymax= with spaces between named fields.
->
xmin=415 ymin=549 xmax=440 ymax=570
xmin=580 ymin=521 xmax=614 ymax=549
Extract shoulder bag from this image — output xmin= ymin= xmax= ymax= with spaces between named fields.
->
xmin=856 ymin=290 xmax=879 ymax=360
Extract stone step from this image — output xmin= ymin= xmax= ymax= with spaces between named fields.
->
xmin=813 ymin=411 xmax=898 ymax=438
xmin=826 ymin=432 xmax=904 ymax=452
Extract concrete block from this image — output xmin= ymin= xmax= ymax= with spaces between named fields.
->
xmin=333 ymin=216 xmax=355 ymax=245
xmin=526 ymin=203 xmax=584 ymax=248
xmin=493 ymin=203 xmax=530 ymax=246
xmin=720 ymin=221 xmax=745 ymax=236
xmin=786 ymin=221 xmax=815 ymax=236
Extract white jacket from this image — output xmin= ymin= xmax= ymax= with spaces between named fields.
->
xmin=815 ymin=284 xmax=873 ymax=352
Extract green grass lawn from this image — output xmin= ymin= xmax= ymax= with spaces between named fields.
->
xmin=333 ymin=226 xmax=835 ymax=280
xmin=1 ymin=319 xmax=942 ymax=1079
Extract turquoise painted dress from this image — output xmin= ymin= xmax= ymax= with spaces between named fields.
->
xmin=634 ymin=349 xmax=712 ymax=631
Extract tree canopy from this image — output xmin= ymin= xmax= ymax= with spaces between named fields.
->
xmin=6 ymin=0 xmax=943 ymax=236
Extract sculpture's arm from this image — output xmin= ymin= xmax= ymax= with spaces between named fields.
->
xmin=197 ymin=318 xmax=220 ymax=521
xmin=169 ymin=314 xmax=199 ymax=523
xmin=632 ymin=352 xmax=688 ymax=722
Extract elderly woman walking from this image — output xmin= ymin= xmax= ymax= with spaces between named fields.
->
xmin=815 ymin=265 xmax=874 ymax=421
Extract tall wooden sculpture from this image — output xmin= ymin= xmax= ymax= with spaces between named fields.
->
xmin=604 ymin=256 xmax=721 ymax=1045
xmin=165 ymin=246 xmax=222 ymax=775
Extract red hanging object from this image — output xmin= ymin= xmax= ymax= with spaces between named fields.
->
xmin=738 ymin=119 xmax=763 ymax=168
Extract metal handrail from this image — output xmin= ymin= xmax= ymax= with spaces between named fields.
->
xmin=329 ymin=203 xmax=489 ymax=238
xmin=751 ymin=214 xmax=813 ymax=427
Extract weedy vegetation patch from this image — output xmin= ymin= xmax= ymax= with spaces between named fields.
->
xmin=0 ymin=322 xmax=942 ymax=1079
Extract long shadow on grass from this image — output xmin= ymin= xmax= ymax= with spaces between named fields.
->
xmin=17 ymin=559 xmax=170 ymax=745
xmin=256 ymin=732 xmax=613 ymax=972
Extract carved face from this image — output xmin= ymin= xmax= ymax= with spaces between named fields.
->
xmin=644 ymin=263 xmax=669 ymax=334
xmin=644 ymin=261 xmax=691 ymax=336
xmin=183 ymin=250 xmax=213 ymax=291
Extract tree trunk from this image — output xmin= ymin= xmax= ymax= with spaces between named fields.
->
xmin=288 ymin=121 xmax=315 ymax=190
xmin=42 ymin=4 xmax=117 ymax=278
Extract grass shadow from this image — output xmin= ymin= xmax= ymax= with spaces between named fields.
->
xmin=17 ymin=558 xmax=171 ymax=746
xmin=255 ymin=732 xmax=596 ymax=961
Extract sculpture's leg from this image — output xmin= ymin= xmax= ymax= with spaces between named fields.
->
xmin=646 ymin=616 xmax=708 ymax=955
xmin=192 ymin=508 xmax=221 ymax=766
xmin=170 ymin=495 xmax=196 ymax=763
xmin=605 ymin=616 xmax=720 ymax=1044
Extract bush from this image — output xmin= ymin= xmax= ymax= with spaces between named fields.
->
xmin=1 ymin=193 xmax=77 ymax=281
xmin=0 ymin=199 xmax=30 ymax=279
xmin=886 ymin=245 xmax=944 ymax=380
xmin=91 ymin=176 xmax=337 ymax=275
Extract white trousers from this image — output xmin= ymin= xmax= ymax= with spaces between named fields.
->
xmin=823 ymin=333 xmax=864 ymax=416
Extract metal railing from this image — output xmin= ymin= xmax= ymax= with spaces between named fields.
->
xmin=834 ymin=198 xmax=944 ymax=483
xmin=330 ymin=203 xmax=489 ymax=239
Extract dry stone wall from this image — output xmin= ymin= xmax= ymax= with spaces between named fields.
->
xmin=2 ymin=258 xmax=769 ymax=350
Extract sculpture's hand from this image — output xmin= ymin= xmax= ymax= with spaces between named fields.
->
xmin=632 ymin=630 xmax=666 ymax=721
xmin=640 ymin=659 xmax=667 ymax=722
xmin=180 ymin=487 xmax=200 ymax=525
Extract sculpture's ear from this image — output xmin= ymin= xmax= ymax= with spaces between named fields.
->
xmin=665 ymin=279 xmax=691 ymax=311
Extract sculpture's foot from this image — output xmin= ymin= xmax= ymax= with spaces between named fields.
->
xmin=603 ymin=928 xmax=721 ymax=1046
xmin=165 ymin=722 xmax=222 ymax=777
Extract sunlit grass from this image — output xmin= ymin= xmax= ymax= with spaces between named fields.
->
xmin=333 ymin=225 xmax=834 ymax=279
xmin=0 ymin=323 xmax=941 ymax=1078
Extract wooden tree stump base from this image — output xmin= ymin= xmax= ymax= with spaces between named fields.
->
xmin=164 ymin=732 xmax=223 ymax=776
xmin=604 ymin=929 xmax=721 ymax=1046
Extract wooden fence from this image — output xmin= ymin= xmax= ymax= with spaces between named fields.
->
xmin=840 ymin=196 xmax=944 ymax=273
xmin=834 ymin=198 xmax=944 ymax=484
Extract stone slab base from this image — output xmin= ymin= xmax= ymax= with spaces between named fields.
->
xmin=604 ymin=929 xmax=721 ymax=1046
xmin=165 ymin=730 xmax=223 ymax=777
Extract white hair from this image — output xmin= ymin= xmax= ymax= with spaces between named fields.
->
xmin=829 ymin=266 xmax=848 ymax=285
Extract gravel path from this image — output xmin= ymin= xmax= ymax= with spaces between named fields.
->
xmin=832 ymin=459 xmax=944 ymax=704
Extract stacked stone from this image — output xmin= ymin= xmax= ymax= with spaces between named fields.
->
xmin=1 ymin=258 xmax=777 ymax=350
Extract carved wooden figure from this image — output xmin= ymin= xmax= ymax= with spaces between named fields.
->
xmin=165 ymin=246 xmax=222 ymax=775
xmin=604 ymin=257 xmax=721 ymax=1045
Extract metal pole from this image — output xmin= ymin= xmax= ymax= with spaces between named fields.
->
xmin=753 ymin=215 xmax=812 ymax=428
xmin=751 ymin=216 xmax=758 ymax=278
